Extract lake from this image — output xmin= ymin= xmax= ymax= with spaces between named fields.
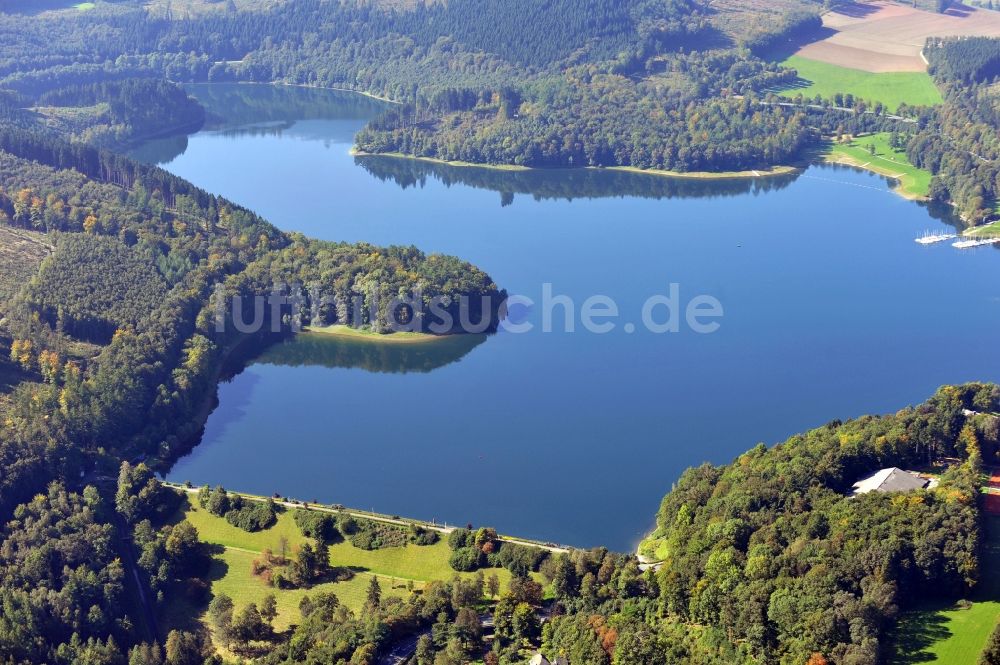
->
xmin=138 ymin=83 xmax=1000 ymax=552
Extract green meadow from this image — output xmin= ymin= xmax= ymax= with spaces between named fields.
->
xmin=167 ymin=495 xmax=529 ymax=631
xmin=966 ymin=218 xmax=1000 ymax=238
xmin=890 ymin=600 xmax=1000 ymax=664
xmin=823 ymin=132 xmax=931 ymax=199
xmin=775 ymin=55 xmax=943 ymax=111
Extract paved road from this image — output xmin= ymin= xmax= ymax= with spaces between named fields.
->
xmin=115 ymin=512 xmax=159 ymax=642
xmin=377 ymin=614 xmax=494 ymax=665
xmin=377 ymin=628 xmax=430 ymax=665
xmin=81 ymin=471 xmax=160 ymax=641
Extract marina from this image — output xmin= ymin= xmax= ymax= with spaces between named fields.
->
xmin=915 ymin=231 xmax=956 ymax=245
xmin=953 ymin=237 xmax=1000 ymax=249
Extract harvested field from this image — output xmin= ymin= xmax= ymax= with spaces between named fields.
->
xmin=795 ymin=1 xmax=1000 ymax=72
xmin=0 ymin=226 xmax=51 ymax=307
xmin=708 ymin=0 xmax=821 ymax=48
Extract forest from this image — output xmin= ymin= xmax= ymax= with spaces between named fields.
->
xmin=355 ymin=58 xmax=809 ymax=172
xmin=907 ymin=37 xmax=1000 ymax=222
xmin=0 ymin=111 xmax=504 ymax=662
xmin=0 ymin=0 xmax=999 ymax=662
xmin=31 ymin=78 xmax=206 ymax=149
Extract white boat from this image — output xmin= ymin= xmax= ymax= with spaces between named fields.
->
xmin=953 ymin=237 xmax=1000 ymax=249
xmin=915 ymin=231 xmax=956 ymax=245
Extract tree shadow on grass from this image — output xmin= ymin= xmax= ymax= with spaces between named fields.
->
xmin=890 ymin=606 xmax=953 ymax=664
xmin=777 ymin=78 xmax=816 ymax=92
xmin=887 ymin=514 xmax=1000 ymax=665
xmin=158 ymin=548 xmax=230 ymax=636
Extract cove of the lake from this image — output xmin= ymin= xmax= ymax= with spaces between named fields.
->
xmin=135 ymin=83 xmax=1000 ymax=552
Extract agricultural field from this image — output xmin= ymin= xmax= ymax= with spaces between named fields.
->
xmin=169 ymin=495 xmax=530 ymax=632
xmin=795 ymin=1 xmax=1000 ymax=73
xmin=822 ymin=132 xmax=931 ymax=198
xmin=772 ymin=1 xmax=1000 ymax=109
xmin=776 ymin=55 xmax=943 ymax=109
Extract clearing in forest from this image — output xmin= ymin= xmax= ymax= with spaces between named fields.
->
xmin=0 ymin=226 xmax=51 ymax=306
xmin=778 ymin=55 xmax=943 ymax=108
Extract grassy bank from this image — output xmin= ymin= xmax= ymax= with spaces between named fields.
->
xmin=637 ymin=532 xmax=669 ymax=562
xmin=774 ymin=56 xmax=943 ymax=111
xmin=603 ymin=164 xmax=799 ymax=180
xmin=822 ymin=133 xmax=931 ymax=199
xmin=351 ymin=150 xmax=530 ymax=171
xmin=304 ymin=324 xmax=443 ymax=344
xmin=965 ymin=219 xmax=1000 ymax=239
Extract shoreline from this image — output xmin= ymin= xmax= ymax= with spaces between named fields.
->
xmin=163 ymin=482 xmax=572 ymax=554
xmin=303 ymin=324 xmax=448 ymax=344
xmin=351 ymin=149 xmax=801 ymax=181
xmin=177 ymin=81 xmax=986 ymax=219
xmin=822 ymin=153 xmax=928 ymax=202
xmin=195 ymin=79 xmax=403 ymax=105
xmin=153 ymin=330 xmax=284 ymax=475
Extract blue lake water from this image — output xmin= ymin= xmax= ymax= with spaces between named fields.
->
xmin=139 ymin=84 xmax=1000 ymax=551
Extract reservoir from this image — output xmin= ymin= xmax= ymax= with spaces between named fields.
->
xmin=137 ymin=83 xmax=1000 ymax=551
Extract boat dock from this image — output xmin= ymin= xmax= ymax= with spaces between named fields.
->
xmin=953 ymin=237 xmax=1000 ymax=249
xmin=915 ymin=232 xmax=956 ymax=245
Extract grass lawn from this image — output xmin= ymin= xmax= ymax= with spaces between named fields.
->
xmin=171 ymin=496 xmax=527 ymax=632
xmin=890 ymin=600 xmax=1000 ymax=664
xmin=774 ymin=56 xmax=943 ymax=111
xmin=206 ymin=548 xmax=409 ymax=630
xmin=637 ymin=535 xmax=669 ymax=562
xmin=965 ymin=218 xmax=1000 ymax=239
xmin=823 ymin=132 xmax=931 ymax=199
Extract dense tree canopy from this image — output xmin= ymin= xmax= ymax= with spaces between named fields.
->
xmin=0 ymin=0 xmax=997 ymax=662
